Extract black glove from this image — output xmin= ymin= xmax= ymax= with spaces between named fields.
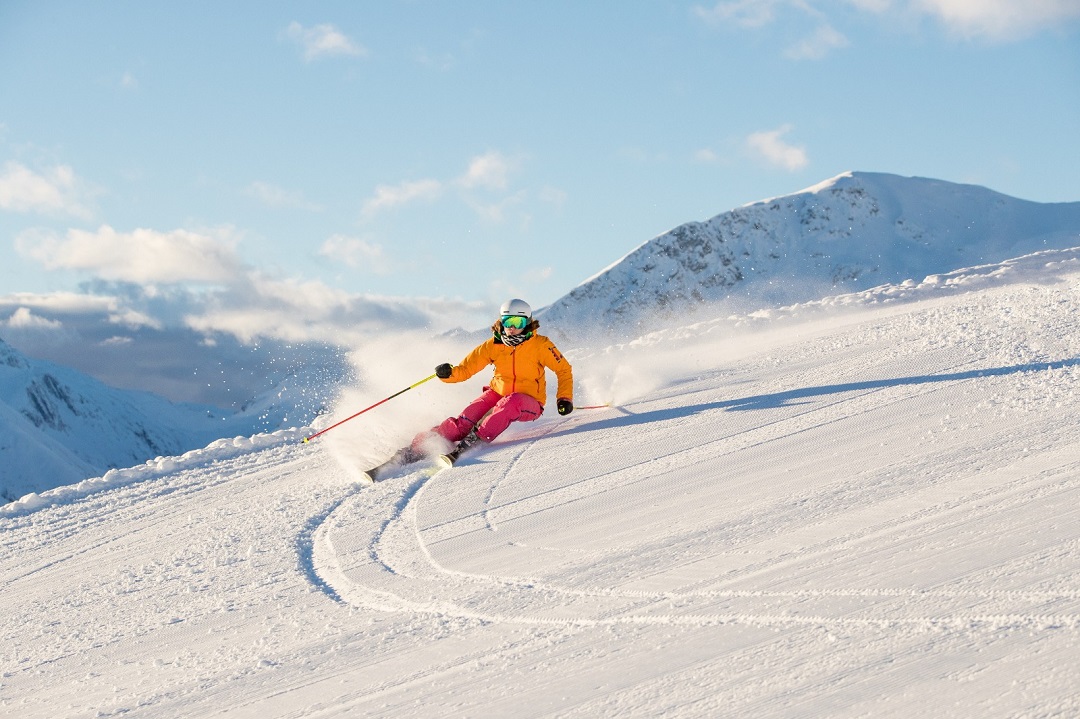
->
xmin=557 ymin=398 xmax=573 ymax=416
xmin=435 ymin=363 xmax=453 ymax=379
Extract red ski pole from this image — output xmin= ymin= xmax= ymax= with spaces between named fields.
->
xmin=302 ymin=373 xmax=438 ymax=443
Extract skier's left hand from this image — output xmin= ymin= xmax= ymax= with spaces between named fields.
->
xmin=435 ymin=363 xmax=453 ymax=379
xmin=557 ymin=398 xmax=573 ymax=416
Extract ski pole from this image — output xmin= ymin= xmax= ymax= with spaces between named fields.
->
xmin=302 ymin=373 xmax=438 ymax=443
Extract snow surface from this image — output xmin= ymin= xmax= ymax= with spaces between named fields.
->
xmin=4 ymin=247 xmax=1080 ymax=717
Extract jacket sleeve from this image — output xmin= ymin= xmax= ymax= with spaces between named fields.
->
xmin=542 ymin=340 xmax=574 ymax=401
xmin=445 ymin=340 xmax=494 ymax=383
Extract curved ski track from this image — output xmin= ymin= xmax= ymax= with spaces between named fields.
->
xmin=309 ymin=362 xmax=1080 ymax=633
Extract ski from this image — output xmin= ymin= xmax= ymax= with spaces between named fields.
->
xmin=360 ymin=445 xmax=425 ymax=483
xmin=364 ymin=430 xmax=484 ymax=481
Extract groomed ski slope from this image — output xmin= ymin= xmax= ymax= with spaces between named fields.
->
xmin=3 ymin=248 xmax=1080 ymax=718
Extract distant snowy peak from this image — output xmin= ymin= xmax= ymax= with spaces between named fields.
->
xmin=539 ymin=171 xmax=1080 ymax=332
xmin=0 ymin=336 xmax=28 ymax=370
xmin=0 ymin=335 xmax=229 ymax=503
xmin=0 ymin=330 xmax=348 ymax=504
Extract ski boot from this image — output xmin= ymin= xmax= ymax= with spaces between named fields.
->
xmin=437 ymin=428 xmax=484 ymax=468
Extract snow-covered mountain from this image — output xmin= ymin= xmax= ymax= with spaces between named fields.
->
xmin=0 ymin=336 xmax=335 ymax=503
xmin=539 ymin=171 xmax=1080 ymax=334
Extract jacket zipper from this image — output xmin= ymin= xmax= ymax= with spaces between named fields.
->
xmin=509 ymin=346 xmax=517 ymax=394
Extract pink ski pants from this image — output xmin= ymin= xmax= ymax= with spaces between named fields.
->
xmin=436 ymin=387 xmax=543 ymax=443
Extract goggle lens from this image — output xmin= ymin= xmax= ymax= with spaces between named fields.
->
xmin=501 ymin=315 xmax=529 ymax=330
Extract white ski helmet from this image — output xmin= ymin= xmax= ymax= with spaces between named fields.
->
xmin=499 ymin=298 xmax=532 ymax=319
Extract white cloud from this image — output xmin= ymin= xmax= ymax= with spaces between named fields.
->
xmin=538 ymin=186 xmax=568 ymax=211
xmin=785 ymin=23 xmax=849 ymax=59
xmin=15 ymin=225 xmax=247 ymax=285
xmin=360 ymin=152 xmax=523 ymax=225
xmin=693 ymin=148 xmax=721 ymax=164
xmin=693 ymin=0 xmax=782 ymax=27
xmin=0 ymin=161 xmax=94 ymax=219
xmin=695 ymin=1 xmax=849 ymax=59
xmin=108 ymin=308 xmax=163 ymax=330
xmin=361 ymin=179 xmax=442 ymax=218
xmin=846 ymin=0 xmax=892 ymax=10
xmin=746 ymin=125 xmax=809 ymax=171
xmin=245 ymin=181 xmax=323 ymax=211
xmin=0 ymin=291 xmax=119 ymax=316
xmin=181 ymin=272 xmax=466 ymax=345
xmin=464 ymin=191 xmax=527 ymax=225
xmin=1 ymin=305 xmax=83 ymax=351
xmin=697 ymin=0 xmax=1079 ymax=43
xmin=286 ymin=22 xmax=367 ymax=61
xmin=4 ymin=307 xmax=63 ymax=330
xmin=457 ymin=152 xmax=514 ymax=191
xmin=456 ymin=153 xmax=533 ymax=224
xmin=415 ymin=48 xmax=457 ymax=71
xmin=319 ymin=234 xmax=392 ymax=274
xmin=616 ymin=146 xmax=673 ymax=165
xmin=120 ymin=71 xmax=139 ymax=89
xmin=911 ymin=0 xmax=1080 ymax=40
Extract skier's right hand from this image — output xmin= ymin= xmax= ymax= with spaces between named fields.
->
xmin=435 ymin=363 xmax=453 ymax=379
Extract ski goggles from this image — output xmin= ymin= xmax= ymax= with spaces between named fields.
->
xmin=501 ymin=314 xmax=529 ymax=330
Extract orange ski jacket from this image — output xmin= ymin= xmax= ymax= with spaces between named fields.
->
xmin=441 ymin=333 xmax=573 ymax=407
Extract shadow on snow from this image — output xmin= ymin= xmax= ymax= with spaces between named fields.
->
xmin=554 ymin=359 xmax=1080 ymax=437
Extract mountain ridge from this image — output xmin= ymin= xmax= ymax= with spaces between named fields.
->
xmin=538 ymin=171 xmax=1080 ymax=335
xmin=0 ymin=334 xmax=338 ymax=503
xmin=0 ymin=335 xmax=235 ymax=502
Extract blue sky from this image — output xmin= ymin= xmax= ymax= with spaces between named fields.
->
xmin=1 ymin=1 xmax=1079 ymax=402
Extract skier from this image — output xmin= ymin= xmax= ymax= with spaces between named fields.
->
xmin=428 ymin=298 xmax=574 ymax=464
xmin=363 ymin=299 xmax=574 ymax=480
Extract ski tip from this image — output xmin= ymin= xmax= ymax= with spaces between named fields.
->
xmin=359 ymin=472 xmax=376 ymax=485
xmin=436 ymin=454 xmax=455 ymax=469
